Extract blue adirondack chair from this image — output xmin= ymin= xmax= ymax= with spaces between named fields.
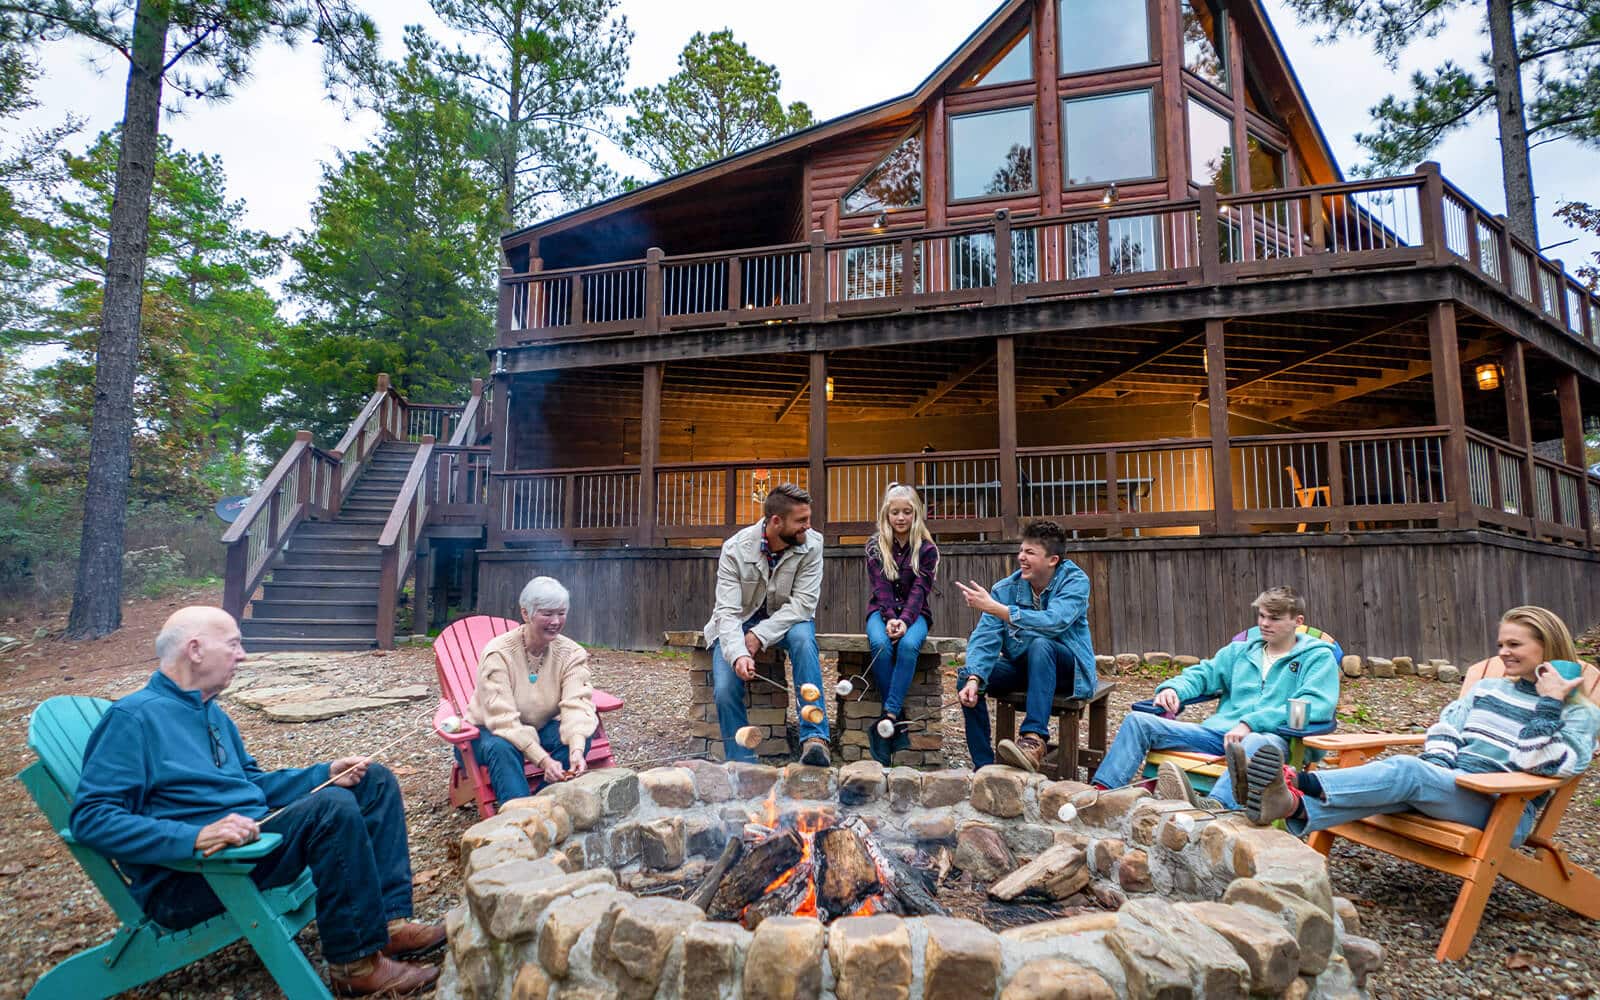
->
xmin=19 ymin=695 xmax=332 ymax=1000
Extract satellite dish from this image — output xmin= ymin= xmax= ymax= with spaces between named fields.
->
xmin=214 ymin=496 xmax=250 ymax=523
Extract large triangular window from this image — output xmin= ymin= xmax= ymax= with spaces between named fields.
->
xmin=1181 ymin=0 xmax=1226 ymax=91
xmin=842 ymin=131 xmax=923 ymax=216
xmin=958 ymin=31 xmax=1032 ymax=89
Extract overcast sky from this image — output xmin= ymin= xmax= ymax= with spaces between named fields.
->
xmin=13 ymin=1 xmax=1598 ymax=273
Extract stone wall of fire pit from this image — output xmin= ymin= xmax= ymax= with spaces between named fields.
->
xmin=439 ymin=761 xmax=1382 ymax=999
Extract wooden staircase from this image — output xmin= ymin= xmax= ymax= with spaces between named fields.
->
xmin=240 ymin=442 xmax=419 ymax=652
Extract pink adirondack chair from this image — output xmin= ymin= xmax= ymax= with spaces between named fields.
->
xmin=431 ymin=614 xmax=623 ymax=818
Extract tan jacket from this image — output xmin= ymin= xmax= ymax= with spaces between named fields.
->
xmin=703 ymin=521 xmax=824 ymax=665
xmin=467 ymin=628 xmax=597 ymax=764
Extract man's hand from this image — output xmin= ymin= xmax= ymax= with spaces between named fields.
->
xmin=567 ymin=750 xmax=588 ymax=777
xmin=1223 ymin=721 xmax=1252 ymax=747
xmin=734 ymin=655 xmax=757 ymax=681
xmin=744 ymin=632 xmax=763 ymax=657
xmin=1153 ymin=688 xmax=1181 ymax=716
xmin=958 ymin=676 xmax=981 ymax=709
xmin=1535 ymin=663 xmax=1583 ymax=701
xmin=954 ymin=580 xmax=1004 ymax=617
xmin=542 ymin=756 xmax=568 ymax=782
xmin=328 ymin=756 xmax=369 ymax=788
xmin=886 ymin=618 xmax=906 ymax=640
xmin=195 ymin=813 xmax=260 ymax=855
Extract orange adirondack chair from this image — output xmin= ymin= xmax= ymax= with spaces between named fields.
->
xmin=1304 ymin=656 xmax=1600 ymax=961
xmin=431 ymin=615 xmax=623 ymax=818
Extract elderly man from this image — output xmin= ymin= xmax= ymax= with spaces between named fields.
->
xmin=69 ymin=607 xmax=444 ymax=996
xmin=705 ymin=482 xmax=829 ymax=766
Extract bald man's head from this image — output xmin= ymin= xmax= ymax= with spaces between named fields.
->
xmin=156 ymin=606 xmax=245 ymax=699
xmin=156 ymin=606 xmax=236 ymax=665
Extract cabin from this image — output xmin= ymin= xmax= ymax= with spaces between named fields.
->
xmin=224 ymin=0 xmax=1600 ymax=659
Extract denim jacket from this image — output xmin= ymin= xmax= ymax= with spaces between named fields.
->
xmin=958 ymin=559 xmax=1093 ymax=689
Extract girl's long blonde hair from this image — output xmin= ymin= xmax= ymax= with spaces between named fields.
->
xmin=1501 ymin=605 xmax=1580 ymax=664
xmin=871 ymin=484 xmax=937 ymax=583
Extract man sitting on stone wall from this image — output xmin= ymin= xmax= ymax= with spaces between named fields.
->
xmin=704 ymin=482 xmax=830 ymax=766
xmin=956 ymin=519 xmax=1097 ymax=772
xmin=1089 ymin=586 xmax=1340 ymax=808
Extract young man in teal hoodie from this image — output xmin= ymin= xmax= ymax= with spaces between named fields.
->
xmin=1089 ymin=586 xmax=1339 ymax=808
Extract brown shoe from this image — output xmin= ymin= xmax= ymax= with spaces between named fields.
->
xmin=382 ymin=919 xmax=446 ymax=959
xmin=330 ymin=954 xmax=440 ymax=997
xmin=800 ymin=737 xmax=831 ymax=767
xmin=996 ymin=733 xmax=1047 ymax=773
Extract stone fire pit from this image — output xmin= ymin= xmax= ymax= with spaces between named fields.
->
xmin=440 ymin=761 xmax=1382 ymax=999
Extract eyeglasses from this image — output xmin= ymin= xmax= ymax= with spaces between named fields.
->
xmin=208 ymin=724 xmax=227 ymax=768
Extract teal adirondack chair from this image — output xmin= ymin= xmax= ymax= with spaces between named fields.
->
xmin=19 ymin=695 xmax=332 ymax=1000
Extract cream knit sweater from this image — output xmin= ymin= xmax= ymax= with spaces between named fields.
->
xmin=467 ymin=628 xmax=598 ymax=764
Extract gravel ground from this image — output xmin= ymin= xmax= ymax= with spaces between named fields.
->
xmin=0 ymin=594 xmax=1595 ymax=998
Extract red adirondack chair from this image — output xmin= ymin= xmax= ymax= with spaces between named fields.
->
xmin=431 ymin=615 xmax=623 ymax=818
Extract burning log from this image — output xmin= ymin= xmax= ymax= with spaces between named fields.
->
xmin=987 ymin=844 xmax=1090 ymax=903
xmin=843 ymin=817 xmax=948 ymax=917
xmin=688 ymin=837 xmax=745 ymax=912
xmin=814 ymin=827 xmax=882 ymax=920
xmin=707 ymin=828 xmax=805 ymax=920
xmin=740 ymin=862 xmax=813 ymax=930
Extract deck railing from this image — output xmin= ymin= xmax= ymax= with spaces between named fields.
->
xmin=500 ymin=165 xmax=1600 ymax=349
xmin=1232 ymin=427 xmax=1451 ymax=531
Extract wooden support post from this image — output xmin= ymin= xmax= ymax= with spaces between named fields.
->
xmin=645 ymin=247 xmax=663 ymax=334
xmin=993 ymin=210 xmax=1013 ymax=304
xmin=1416 ymin=162 xmax=1447 ymax=264
xmin=726 ymin=255 xmax=742 ymax=319
xmin=997 ymin=336 xmax=1019 ymax=537
xmin=1197 ymin=186 xmax=1221 ymax=283
xmin=809 ymin=352 xmax=828 ymax=527
xmin=1503 ymin=340 xmax=1538 ymax=535
xmin=1205 ymin=320 xmax=1236 ymax=533
xmin=809 ymin=230 xmax=827 ymax=321
xmin=486 ymin=371 xmax=512 ymax=549
xmin=1157 ymin=0 xmax=1187 ymax=201
xmin=1034 ymin=1 xmax=1062 ymax=215
xmin=569 ymin=272 xmax=585 ymax=330
xmin=1428 ymin=303 xmax=1473 ymax=527
xmin=1556 ymin=371 xmax=1594 ymax=547
xmin=638 ymin=363 xmax=662 ymax=547
xmin=495 ymin=265 xmax=515 ymax=347
xmin=414 ymin=543 xmax=433 ymax=635
xmin=294 ymin=430 xmax=313 ymax=517
xmin=1096 ymin=214 xmax=1112 ymax=280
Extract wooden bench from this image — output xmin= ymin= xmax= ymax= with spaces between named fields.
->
xmin=992 ymin=678 xmax=1117 ymax=781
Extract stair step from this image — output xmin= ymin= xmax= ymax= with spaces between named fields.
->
xmin=281 ymin=544 xmax=382 ymax=565
xmin=296 ymin=522 xmax=384 ymax=539
xmin=243 ymin=636 xmax=378 ymax=653
xmin=262 ymin=580 xmax=378 ymax=602
xmin=269 ymin=566 xmax=383 ymax=586
xmin=249 ymin=599 xmax=379 ymax=622
xmin=335 ymin=515 xmax=390 ymax=525
xmin=242 ymin=617 xmax=380 ymax=639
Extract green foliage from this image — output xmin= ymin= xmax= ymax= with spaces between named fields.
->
xmin=414 ymin=0 xmax=632 ymax=227
xmin=620 ymin=29 xmax=814 ymax=179
xmin=1555 ymin=200 xmax=1600 ymax=289
xmin=1337 ymin=702 xmax=1376 ymax=726
xmin=275 ymin=53 xmax=499 ymax=448
xmin=1283 ymin=0 xmax=1600 ymax=175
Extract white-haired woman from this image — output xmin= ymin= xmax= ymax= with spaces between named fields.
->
xmin=466 ymin=577 xmax=597 ymax=803
xmin=864 ymin=484 xmax=940 ymax=766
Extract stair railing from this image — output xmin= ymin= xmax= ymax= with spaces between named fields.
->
xmin=331 ymin=373 xmax=408 ymax=502
xmin=447 ymin=378 xmax=488 ymax=447
xmin=375 ymin=435 xmax=436 ymax=648
xmin=221 ymin=431 xmax=342 ymax=619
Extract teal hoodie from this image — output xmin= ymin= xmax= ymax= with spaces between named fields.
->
xmin=1155 ymin=626 xmax=1340 ymax=734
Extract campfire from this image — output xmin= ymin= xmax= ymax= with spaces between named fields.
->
xmin=692 ymin=791 xmax=946 ymax=929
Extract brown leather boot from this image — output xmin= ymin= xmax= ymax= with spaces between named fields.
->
xmin=382 ymin=919 xmax=446 ymax=959
xmin=330 ymin=954 xmax=439 ymax=997
xmin=799 ymin=737 xmax=831 ymax=767
xmin=996 ymin=732 xmax=1047 ymax=773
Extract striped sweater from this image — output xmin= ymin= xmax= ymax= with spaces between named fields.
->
xmin=1419 ymin=664 xmax=1600 ymax=778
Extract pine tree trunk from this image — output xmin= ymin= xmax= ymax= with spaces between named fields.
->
xmin=1486 ymin=0 xmax=1538 ymax=247
xmin=66 ymin=2 xmax=169 ymax=639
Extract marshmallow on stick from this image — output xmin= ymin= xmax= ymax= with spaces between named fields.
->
xmin=735 ymin=726 xmax=763 ymax=750
xmin=799 ymin=682 xmax=821 ymax=702
xmin=800 ymin=705 xmax=825 ymax=725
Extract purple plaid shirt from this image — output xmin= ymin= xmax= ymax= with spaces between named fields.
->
xmin=866 ymin=537 xmax=938 ymax=627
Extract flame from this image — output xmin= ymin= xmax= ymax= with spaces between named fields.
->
xmin=848 ymin=895 xmax=877 ymax=917
xmin=748 ymin=787 xmax=780 ymax=829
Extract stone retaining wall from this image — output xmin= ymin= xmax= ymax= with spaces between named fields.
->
xmin=1103 ymin=651 xmax=1465 ymax=685
xmin=439 ymin=761 xmax=1382 ymax=999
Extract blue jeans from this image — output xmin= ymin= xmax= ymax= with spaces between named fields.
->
xmin=1291 ymin=754 xmax=1537 ymax=846
xmin=143 ymin=765 xmax=412 ymax=964
xmin=865 ymin=611 xmax=930 ymax=717
xmin=712 ymin=615 xmax=826 ymax=763
xmin=468 ymin=718 xmax=591 ymax=805
xmin=1089 ymin=712 xmax=1285 ymax=808
xmin=963 ymin=638 xmax=1096 ymax=769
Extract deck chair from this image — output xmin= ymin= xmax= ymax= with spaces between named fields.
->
xmin=1133 ymin=625 xmax=1342 ymax=794
xmin=431 ymin=615 xmax=624 ymax=818
xmin=1304 ymin=657 xmax=1600 ymax=961
xmin=20 ymin=696 xmax=330 ymax=1000
xmin=1285 ymin=464 xmax=1330 ymax=533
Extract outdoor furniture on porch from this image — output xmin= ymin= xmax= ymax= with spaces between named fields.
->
xmin=432 ymin=615 xmax=623 ymax=818
xmin=992 ymin=679 xmax=1117 ymax=781
xmin=1304 ymin=656 xmax=1600 ymax=961
xmin=1285 ymin=464 xmax=1330 ymax=533
xmin=20 ymin=696 xmax=331 ymax=1000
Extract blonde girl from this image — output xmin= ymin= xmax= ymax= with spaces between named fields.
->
xmin=864 ymin=484 xmax=940 ymax=765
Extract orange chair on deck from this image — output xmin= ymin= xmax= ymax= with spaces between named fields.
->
xmin=1285 ymin=464 xmax=1330 ymax=533
xmin=1304 ymin=656 xmax=1600 ymax=961
xmin=431 ymin=614 xmax=623 ymax=818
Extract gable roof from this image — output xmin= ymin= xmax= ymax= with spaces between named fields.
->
xmin=504 ymin=0 xmax=1341 ymax=251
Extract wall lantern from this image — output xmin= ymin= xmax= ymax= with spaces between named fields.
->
xmin=1100 ymin=182 xmax=1119 ymax=208
xmin=872 ymin=212 xmax=889 ymax=231
xmin=825 ymin=376 xmax=835 ymax=401
xmin=1474 ymin=363 xmax=1501 ymax=391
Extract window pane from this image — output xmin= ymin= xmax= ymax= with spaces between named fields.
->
xmin=960 ymin=31 xmax=1032 ymax=88
xmin=1188 ymin=98 xmax=1234 ymax=192
xmin=1246 ymin=134 xmax=1285 ymax=191
xmin=949 ymin=106 xmax=1036 ymax=200
xmin=1182 ymin=0 xmax=1227 ymax=90
xmin=1062 ymin=89 xmax=1154 ymax=185
xmin=843 ymin=133 xmax=924 ymax=215
xmin=1060 ymin=0 xmax=1151 ymax=74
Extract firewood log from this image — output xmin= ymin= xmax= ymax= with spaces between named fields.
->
xmin=707 ymin=828 xmax=804 ymax=920
xmin=814 ymin=827 xmax=881 ymax=919
xmin=843 ymin=817 xmax=948 ymax=917
xmin=688 ymin=837 xmax=744 ymax=912
xmin=739 ymin=862 xmax=812 ymax=930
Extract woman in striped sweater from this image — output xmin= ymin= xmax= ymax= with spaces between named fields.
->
xmin=1239 ymin=606 xmax=1599 ymax=846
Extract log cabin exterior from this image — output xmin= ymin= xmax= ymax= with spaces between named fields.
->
xmin=224 ymin=0 xmax=1600 ymax=658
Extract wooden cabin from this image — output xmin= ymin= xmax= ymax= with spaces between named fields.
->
xmin=224 ymin=0 xmax=1600 ymax=658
